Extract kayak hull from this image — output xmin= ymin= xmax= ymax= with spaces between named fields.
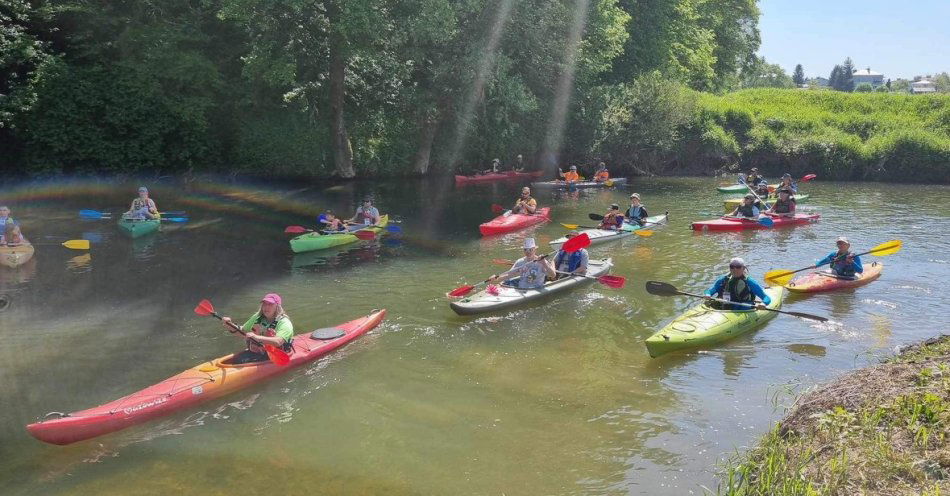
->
xmin=290 ymin=215 xmax=388 ymax=253
xmin=786 ymin=262 xmax=883 ymax=293
xmin=691 ymin=214 xmax=820 ymax=232
xmin=0 ymin=244 xmax=35 ymax=268
xmin=450 ymin=259 xmax=612 ymax=315
xmin=455 ymin=171 xmax=543 ymax=184
xmin=26 ymin=310 xmax=387 ymax=445
xmin=717 ymin=183 xmax=778 ymax=194
xmin=646 ymin=287 xmax=785 ymax=357
xmin=117 ymin=217 xmax=161 ymax=238
xmin=722 ymin=194 xmax=809 ymax=213
xmin=549 ymin=214 xmax=668 ymax=249
xmin=531 ymin=178 xmax=627 ymax=190
xmin=479 ymin=208 xmax=551 ymax=236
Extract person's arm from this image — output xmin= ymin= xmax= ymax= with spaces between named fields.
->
xmin=346 ymin=210 xmax=359 ymax=223
xmin=372 ymin=209 xmax=381 ymax=225
xmin=814 ymin=252 xmax=835 ymax=268
xmin=747 ymin=279 xmax=771 ymax=307
xmin=704 ymin=276 xmax=726 ymax=297
xmin=524 ymin=200 xmax=537 ymax=214
xmin=574 ymin=251 xmax=589 ymax=275
xmin=542 ymin=259 xmax=557 ymax=280
xmin=639 ymin=207 xmax=648 ymax=220
xmin=148 ymin=199 xmax=158 ymax=214
xmin=728 ymin=207 xmax=741 ymax=217
xmin=126 ymin=200 xmax=137 ymax=214
xmin=751 ymin=206 xmax=760 ymax=217
xmin=852 ymin=254 xmax=864 ymax=273
xmin=489 ymin=260 xmax=523 ymax=284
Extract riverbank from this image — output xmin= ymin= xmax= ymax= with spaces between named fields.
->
xmin=719 ymin=335 xmax=950 ymax=495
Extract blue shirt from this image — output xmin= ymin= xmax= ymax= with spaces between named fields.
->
xmin=705 ymin=275 xmax=772 ymax=307
xmin=816 ymin=250 xmax=863 ymax=274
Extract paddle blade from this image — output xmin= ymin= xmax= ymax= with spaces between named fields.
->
xmin=784 ymin=311 xmax=828 ymax=323
xmin=79 ymin=209 xmax=105 ymax=219
xmin=448 ymin=285 xmax=475 ymax=297
xmin=284 ymin=226 xmax=309 ymax=234
xmin=62 ymin=240 xmax=90 ymax=250
xmin=385 ymin=225 xmax=402 ymax=233
xmin=801 ymin=174 xmax=817 ymax=182
xmin=645 ymin=280 xmax=681 ymax=297
xmin=588 ymin=213 xmax=604 ymax=221
xmin=491 ymin=258 xmax=514 ymax=266
xmin=560 ymin=223 xmax=580 ymax=230
xmin=758 ymin=216 xmax=774 ymax=227
xmin=561 ymin=233 xmax=591 ymax=252
xmin=764 ymin=269 xmax=796 ymax=286
xmin=353 ymin=230 xmax=377 ymax=241
xmin=867 ymin=239 xmax=902 ymax=257
xmin=194 ymin=299 xmax=215 ymax=316
xmin=605 ymin=180 xmax=614 ymax=187
xmin=598 ymin=275 xmax=626 ymax=289
xmin=491 ymin=204 xmax=505 ymax=215
xmin=161 ymin=217 xmax=189 ymax=223
xmin=264 ymin=345 xmax=291 ymax=366
xmin=633 ymin=230 xmax=654 ymax=237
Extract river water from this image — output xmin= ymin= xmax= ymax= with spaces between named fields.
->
xmin=1 ymin=176 xmax=948 ymax=495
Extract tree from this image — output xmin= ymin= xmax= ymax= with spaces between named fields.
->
xmin=840 ymin=57 xmax=855 ymax=92
xmin=792 ymin=64 xmax=805 ymax=86
xmin=829 ymin=65 xmax=842 ymax=91
xmin=855 ymin=82 xmax=873 ymax=92
xmin=0 ymin=0 xmax=55 ymax=129
xmin=933 ymin=72 xmax=950 ymax=93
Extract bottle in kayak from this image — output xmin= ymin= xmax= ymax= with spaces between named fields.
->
xmin=785 ymin=262 xmax=883 ymax=293
xmin=479 ymin=207 xmax=551 ymax=236
xmin=645 ymin=287 xmax=786 ymax=358
xmin=26 ymin=310 xmax=387 ymax=445
xmin=691 ymin=214 xmax=820 ymax=232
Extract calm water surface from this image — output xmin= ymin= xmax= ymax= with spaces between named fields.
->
xmin=1 ymin=176 xmax=948 ymax=495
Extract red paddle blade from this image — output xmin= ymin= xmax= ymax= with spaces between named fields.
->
xmin=448 ymin=285 xmax=475 ymax=297
xmin=194 ymin=299 xmax=215 ymax=316
xmin=491 ymin=204 xmax=504 ymax=214
xmin=353 ymin=230 xmax=377 ymax=241
xmin=562 ymin=233 xmax=591 ymax=253
xmin=284 ymin=226 xmax=308 ymax=234
xmin=598 ymin=275 xmax=626 ymax=289
xmin=801 ymin=174 xmax=817 ymax=182
xmin=264 ymin=345 xmax=291 ymax=366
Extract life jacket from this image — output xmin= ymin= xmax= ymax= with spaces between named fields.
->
xmin=131 ymin=198 xmax=152 ymax=211
xmin=356 ymin=207 xmax=377 ymax=225
xmin=248 ymin=314 xmax=293 ymax=353
xmin=595 ymin=171 xmax=609 ymax=181
xmin=736 ymin=203 xmax=757 ymax=217
xmin=771 ymin=198 xmax=795 ymax=214
xmin=601 ymin=212 xmax=622 ymax=229
xmin=555 ymin=250 xmax=585 ymax=273
xmin=626 ymin=205 xmax=645 ymax=220
xmin=717 ymin=275 xmax=754 ymax=304
xmin=831 ymin=251 xmax=857 ymax=277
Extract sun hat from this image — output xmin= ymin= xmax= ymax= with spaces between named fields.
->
xmin=836 ymin=236 xmax=850 ymax=245
xmin=610 ymin=203 xmax=619 ymax=210
xmin=523 ymin=238 xmax=537 ymax=250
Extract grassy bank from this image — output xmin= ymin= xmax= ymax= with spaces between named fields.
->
xmin=717 ymin=336 xmax=950 ymax=495
xmin=688 ymin=89 xmax=950 ymax=183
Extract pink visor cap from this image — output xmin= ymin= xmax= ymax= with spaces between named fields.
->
xmin=261 ymin=293 xmax=282 ymax=306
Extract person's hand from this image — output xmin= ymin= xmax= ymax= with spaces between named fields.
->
xmin=245 ymin=331 xmax=259 ymax=340
xmin=221 ymin=317 xmax=236 ymax=332
xmin=488 ymin=274 xmax=499 ymax=284
xmin=755 ymin=303 xmax=767 ymax=310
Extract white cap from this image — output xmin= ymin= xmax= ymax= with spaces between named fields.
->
xmin=523 ymin=238 xmax=537 ymax=250
xmin=836 ymin=236 xmax=850 ymax=245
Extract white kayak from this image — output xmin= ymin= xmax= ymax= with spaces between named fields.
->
xmin=531 ymin=178 xmax=627 ymax=189
xmin=449 ymin=259 xmax=613 ymax=315
xmin=549 ymin=213 xmax=668 ymax=249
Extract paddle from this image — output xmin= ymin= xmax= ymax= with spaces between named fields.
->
xmin=764 ymin=240 xmax=902 ymax=286
xmin=644 ymin=281 xmax=828 ymax=322
xmin=193 ymin=299 xmax=291 ymax=366
xmin=7 ymin=240 xmax=89 ymax=250
xmin=721 ymin=215 xmax=774 ymax=227
xmin=80 ymin=209 xmax=188 ymax=219
xmin=491 ymin=204 xmax=506 ymax=215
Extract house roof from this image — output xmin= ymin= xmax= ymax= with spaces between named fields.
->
xmin=852 ymin=68 xmax=883 ymax=76
xmin=911 ymin=80 xmax=934 ymax=86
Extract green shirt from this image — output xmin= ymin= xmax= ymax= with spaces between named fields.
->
xmin=241 ymin=311 xmax=294 ymax=344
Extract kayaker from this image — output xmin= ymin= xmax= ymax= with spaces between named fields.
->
xmin=489 ymin=238 xmax=555 ymax=289
xmin=514 ymin=154 xmax=525 ymax=172
xmin=703 ymin=258 xmax=771 ymax=311
xmin=737 ymin=172 xmax=747 ymax=184
xmin=729 ymin=194 xmax=760 ymax=218
xmin=348 ymin=199 xmax=381 ymax=226
xmin=484 ymin=158 xmax=501 ymax=174
xmin=747 ymin=168 xmax=766 ymax=187
xmin=593 ymin=162 xmax=609 ymax=182
xmin=511 ymin=187 xmax=538 ymax=215
xmin=125 ymin=187 xmax=159 ymax=220
xmin=599 ymin=204 xmax=624 ymax=230
xmin=554 ymin=231 xmax=589 ymax=277
xmin=321 ymin=211 xmax=348 ymax=232
xmin=220 ymin=293 xmax=294 ymax=364
xmin=0 ymin=223 xmax=28 ymax=246
xmin=764 ymin=189 xmax=796 ymax=218
xmin=814 ymin=236 xmax=863 ymax=279
xmin=624 ymin=193 xmax=649 ymax=227
xmin=778 ymin=173 xmax=798 ymax=193
xmin=754 ymin=181 xmax=770 ymax=199
xmin=0 ymin=206 xmax=14 ymax=229
xmin=558 ymin=165 xmax=580 ymax=183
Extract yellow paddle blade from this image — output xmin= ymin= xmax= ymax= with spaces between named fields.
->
xmin=633 ymin=230 xmax=654 ymax=237
xmin=764 ymin=269 xmax=796 ymax=286
xmin=868 ymin=239 xmax=902 ymax=256
xmin=62 ymin=239 xmax=91 ymax=250
xmin=560 ymin=223 xmax=580 ymax=229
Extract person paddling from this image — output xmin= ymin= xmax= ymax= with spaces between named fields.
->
xmin=747 ymin=168 xmax=766 ymax=187
xmin=489 ymin=238 xmax=555 ymax=289
xmin=778 ymin=173 xmax=798 ymax=193
xmin=599 ymin=204 xmax=624 ymax=230
xmin=813 ymin=237 xmax=863 ymax=279
xmin=554 ymin=231 xmax=589 ymax=278
xmin=220 ymin=293 xmax=294 ymax=364
xmin=511 ymin=187 xmax=538 ymax=215
xmin=125 ymin=187 xmax=159 ymax=220
xmin=347 ymin=198 xmax=381 ymax=226
xmin=729 ymin=194 xmax=760 ymax=219
xmin=703 ymin=258 xmax=771 ymax=311
xmin=559 ymin=165 xmax=580 ymax=184
xmin=0 ymin=206 xmax=15 ymax=229
xmin=593 ymin=162 xmax=610 ymax=182
xmin=0 ymin=223 xmax=28 ymax=246
xmin=764 ymin=189 xmax=796 ymax=218
xmin=625 ymin=193 xmax=649 ymax=227
xmin=320 ymin=211 xmax=348 ymax=232
xmin=484 ymin=158 xmax=501 ymax=175
xmin=514 ymin=154 xmax=525 ymax=172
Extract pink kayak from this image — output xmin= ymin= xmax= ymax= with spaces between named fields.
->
xmin=455 ymin=171 xmax=543 ymax=185
xmin=691 ymin=214 xmax=820 ymax=232
xmin=479 ymin=207 xmax=551 ymax=236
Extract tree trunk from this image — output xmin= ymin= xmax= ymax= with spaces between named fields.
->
xmin=412 ymin=114 xmax=439 ymax=175
xmin=327 ymin=1 xmax=355 ymax=178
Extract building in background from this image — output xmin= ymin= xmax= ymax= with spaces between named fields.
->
xmin=910 ymin=79 xmax=937 ymax=94
xmin=852 ymin=68 xmax=885 ymax=88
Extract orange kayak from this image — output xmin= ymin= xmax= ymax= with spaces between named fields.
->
xmin=27 ymin=309 xmax=386 ymax=445
xmin=786 ymin=262 xmax=883 ymax=293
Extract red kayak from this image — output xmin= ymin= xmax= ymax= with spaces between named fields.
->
xmin=691 ymin=214 xmax=820 ymax=232
xmin=455 ymin=170 xmax=543 ymax=185
xmin=479 ymin=207 xmax=551 ymax=236
xmin=27 ymin=310 xmax=386 ymax=445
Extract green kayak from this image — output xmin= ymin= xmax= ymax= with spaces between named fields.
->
xmin=289 ymin=215 xmax=389 ymax=254
xmin=717 ymin=183 xmax=778 ymax=194
xmin=722 ymin=194 xmax=809 ymax=213
xmin=117 ymin=216 xmax=161 ymax=238
xmin=645 ymin=286 xmax=786 ymax=358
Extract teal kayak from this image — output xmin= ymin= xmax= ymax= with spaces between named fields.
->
xmin=118 ymin=217 xmax=161 ymax=238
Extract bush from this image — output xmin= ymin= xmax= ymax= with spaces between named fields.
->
xmin=855 ymin=82 xmax=874 ymax=92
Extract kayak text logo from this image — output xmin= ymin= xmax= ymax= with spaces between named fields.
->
xmin=122 ymin=396 xmax=169 ymax=415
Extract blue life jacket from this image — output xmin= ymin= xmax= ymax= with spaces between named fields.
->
xmin=555 ymin=250 xmax=584 ymax=273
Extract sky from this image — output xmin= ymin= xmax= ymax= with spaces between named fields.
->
xmin=757 ymin=0 xmax=950 ymax=80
